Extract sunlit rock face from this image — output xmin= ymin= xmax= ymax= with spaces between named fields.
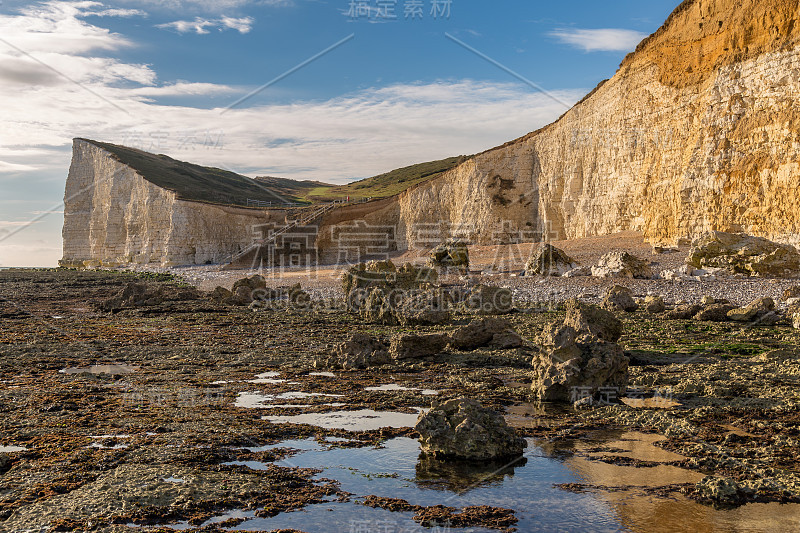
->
xmin=396 ymin=0 xmax=800 ymax=249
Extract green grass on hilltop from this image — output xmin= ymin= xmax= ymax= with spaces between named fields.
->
xmin=83 ymin=139 xmax=316 ymax=206
xmin=298 ymin=156 xmax=469 ymax=202
xmin=84 ymin=138 xmax=468 ymax=207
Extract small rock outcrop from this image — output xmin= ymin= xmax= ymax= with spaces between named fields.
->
xmin=415 ymin=398 xmax=526 ymax=460
xmin=390 ymin=334 xmax=450 ymax=360
xmin=459 ymin=285 xmax=514 ymax=315
xmin=429 ymin=241 xmax=470 ymax=271
xmin=602 ymin=285 xmax=639 ymax=312
xmin=727 ymin=297 xmax=775 ymax=322
xmin=532 ymin=299 xmax=628 ymax=402
xmin=665 ymin=303 xmax=703 ymax=320
xmin=0 ymin=454 xmax=10 ymax=475
xmin=591 ymin=252 xmax=653 ymax=279
xmin=643 ymin=295 xmax=666 ymax=314
xmin=321 ymin=334 xmax=391 ymax=370
xmin=694 ymin=303 xmax=737 ymax=322
xmin=396 ymin=289 xmax=451 ymax=326
xmin=450 ymin=318 xmax=523 ymax=351
xmin=687 ymin=231 xmax=800 ymax=278
xmin=99 ymin=282 xmax=202 ymax=311
xmin=524 ymin=244 xmax=578 ymax=276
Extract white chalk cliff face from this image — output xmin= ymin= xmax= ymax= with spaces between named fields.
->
xmin=62 ymin=0 xmax=800 ymax=266
xmin=61 ymin=140 xmax=274 ymax=267
xmin=395 ymin=0 xmax=800 ymax=248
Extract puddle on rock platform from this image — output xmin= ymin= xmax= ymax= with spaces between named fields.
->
xmin=60 ymin=364 xmax=139 ymax=375
xmin=264 ymin=408 xmax=425 ymax=431
xmin=365 ymin=383 xmax=439 ymax=395
xmin=235 ymin=391 xmax=342 ymax=408
xmin=0 ymin=445 xmax=26 ymax=453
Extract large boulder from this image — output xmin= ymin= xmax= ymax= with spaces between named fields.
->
xmin=694 ymin=303 xmax=737 ymax=322
xmin=415 ymin=398 xmax=526 ymax=460
xmin=602 ymin=285 xmax=639 ymax=312
xmin=563 ymin=299 xmax=623 ymax=342
xmin=727 ymin=297 xmax=775 ymax=322
xmin=591 ymin=252 xmax=653 ymax=279
xmin=389 ymin=334 xmax=450 ymax=360
xmin=665 ymin=303 xmax=703 ymax=320
xmin=524 ymin=244 xmax=578 ymax=277
xmin=532 ymin=300 xmax=628 ymax=402
xmin=687 ymin=231 xmax=800 ymax=278
xmin=343 ymin=261 xmax=438 ymax=323
xmin=450 ymin=318 xmax=523 ymax=351
xmin=429 ymin=241 xmax=470 ymax=271
xmin=643 ymin=295 xmax=666 ymax=314
xmin=321 ymin=334 xmax=391 ymax=370
xmin=459 ymin=285 xmax=514 ymax=315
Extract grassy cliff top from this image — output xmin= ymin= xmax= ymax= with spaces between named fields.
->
xmin=80 ymin=138 xmax=467 ymax=207
xmin=80 ymin=139 xmax=321 ymax=206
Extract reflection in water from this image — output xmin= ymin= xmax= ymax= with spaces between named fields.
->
xmin=415 ymin=453 xmax=527 ymax=494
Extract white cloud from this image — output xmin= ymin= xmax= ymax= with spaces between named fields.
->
xmin=0 ymin=1 xmax=586 ymax=267
xmin=156 ymin=15 xmax=254 ymax=34
xmin=118 ymin=0 xmax=292 ymax=12
xmin=550 ymin=28 xmax=647 ymax=52
xmin=88 ymin=8 xmax=149 ymax=17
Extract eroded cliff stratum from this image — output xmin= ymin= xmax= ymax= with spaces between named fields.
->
xmin=62 ymin=0 xmax=800 ymax=267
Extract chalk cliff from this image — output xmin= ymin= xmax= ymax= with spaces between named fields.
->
xmin=395 ymin=0 xmax=800 ymax=247
xmin=61 ymin=139 xmax=283 ymax=267
xmin=62 ymin=0 xmax=800 ymax=267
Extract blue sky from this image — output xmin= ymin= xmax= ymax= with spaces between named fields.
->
xmin=0 ymin=0 xmax=680 ymax=266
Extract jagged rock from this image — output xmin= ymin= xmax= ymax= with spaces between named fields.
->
xmin=665 ymin=303 xmax=703 ymax=320
xmin=700 ymin=295 xmax=717 ymax=306
xmin=644 ymin=295 xmax=666 ymax=314
xmin=459 ymin=285 xmax=514 ymax=315
xmin=321 ymin=334 xmax=391 ymax=370
xmin=591 ymin=252 xmax=653 ymax=279
xmin=694 ymin=476 xmax=742 ymax=505
xmin=532 ymin=300 xmax=627 ymax=402
xmin=390 ymin=334 xmax=450 ymax=360
xmin=563 ymin=266 xmax=592 ymax=278
xmin=99 ymin=282 xmax=202 ymax=311
xmin=694 ymin=303 xmax=737 ymax=322
xmin=727 ymin=297 xmax=775 ymax=322
xmin=602 ymin=285 xmax=639 ymax=312
xmin=524 ymin=244 xmax=578 ymax=276
xmin=687 ymin=231 xmax=800 ymax=278
xmin=415 ymin=398 xmax=526 ymax=460
xmin=360 ymin=288 xmax=399 ymax=325
xmin=396 ymin=290 xmax=451 ymax=326
xmin=429 ymin=241 xmax=470 ymax=271
xmin=450 ymin=318 xmax=523 ymax=351
xmin=563 ymin=299 xmax=623 ymax=342
xmin=783 ymin=286 xmax=800 ymax=301
xmin=342 ymin=260 xmax=437 ymax=296
xmin=532 ymin=325 xmax=628 ymax=403
xmin=652 ymin=245 xmax=679 ymax=254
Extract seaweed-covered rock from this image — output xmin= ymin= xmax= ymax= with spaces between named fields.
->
xmin=429 ymin=241 xmax=470 ymax=271
xmin=450 ymin=318 xmax=522 ymax=351
xmin=415 ymin=398 xmax=526 ymax=460
xmin=591 ymin=252 xmax=653 ymax=279
xmin=390 ymin=334 xmax=450 ymax=360
xmin=602 ymin=285 xmax=638 ymax=312
xmin=524 ymin=244 xmax=578 ymax=276
xmin=0 ymin=454 xmax=10 ymax=475
xmin=687 ymin=231 xmax=800 ymax=278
